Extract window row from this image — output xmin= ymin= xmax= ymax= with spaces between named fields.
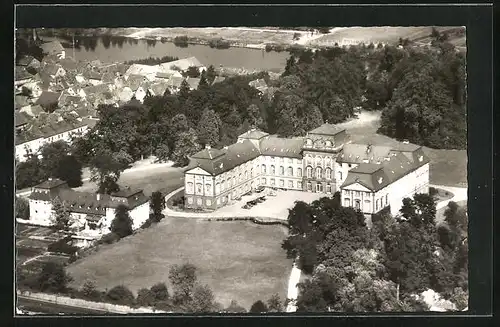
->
xmin=261 ymin=165 xmax=302 ymax=177
xmin=305 ymin=166 xmax=333 ymax=180
xmin=305 ymin=182 xmax=332 ymax=193
xmin=260 ymin=178 xmax=303 ymax=189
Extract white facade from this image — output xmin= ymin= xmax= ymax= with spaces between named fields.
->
xmin=15 ymin=137 xmax=44 ymax=162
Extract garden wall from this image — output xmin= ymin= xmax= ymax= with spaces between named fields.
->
xmin=17 ymin=290 xmax=169 ymax=314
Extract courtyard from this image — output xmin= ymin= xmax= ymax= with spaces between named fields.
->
xmin=66 ymin=218 xmax=292 ymax=310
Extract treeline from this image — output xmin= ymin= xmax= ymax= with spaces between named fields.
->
xmin=18 ymin=260 xmax=284 ymax=313
xmin=124 ymin=55 xmax=179 ymax=66
xmin=282 ymin=194 xmax=468 ymax=312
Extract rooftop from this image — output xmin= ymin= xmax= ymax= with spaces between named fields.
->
xmin=39 ymin=41 xmax=64 ymax=55
xmin=160 ymin=57 xmax=203 ymax=72
xmin=260 ymin=136 xmax=304 ymax=159
xmin=308 ymin=123 xmax=346 ymax=136
xmin=35 ymin=91 xmax=61 ymax=106
xmin=33 ymin=178 xmax=68 ymax=190
xmin=238 ymin=128 xmax=269 ymax=140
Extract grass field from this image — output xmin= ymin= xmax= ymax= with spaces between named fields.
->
xmin=66 ymin=218 xmax=291 ymax=310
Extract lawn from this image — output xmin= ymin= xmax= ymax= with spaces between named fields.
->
xmin=74 ymin=166 xmax=185 ymax=197
xmin=66 ymin=218 xmax=292 ymax=310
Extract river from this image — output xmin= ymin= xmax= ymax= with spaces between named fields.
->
xmin=49 ymin=36 xmax=289 ymax=72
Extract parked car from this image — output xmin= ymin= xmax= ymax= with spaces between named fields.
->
xmin=256 ymin=196 xmax=266 ymax=203
xmin=268 ymin=190 xmax=277 ymax=197
xmin=248 ymin=200 xmax=258 ymax=206
xmin=242 ymin=204 xmax=252 ymax=209
xmin=255 ymin=186 xmax=265 ymax=193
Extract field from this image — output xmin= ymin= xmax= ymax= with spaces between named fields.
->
xmin=66 ymin=218 xmax=292 ymax=310
xmin=340 ymin=111 xmax=468 ymax=187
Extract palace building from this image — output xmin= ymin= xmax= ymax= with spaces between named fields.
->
xmin=183 ymin=124 xmax=430 ymax=217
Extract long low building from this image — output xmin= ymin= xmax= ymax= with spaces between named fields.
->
xmin=184 ymin=124 xmax=430 ymax=217
xmin=15 ymin=118 xmax=98 ymax=162
xmin=27 ymin=178 xmax=150 ymax=236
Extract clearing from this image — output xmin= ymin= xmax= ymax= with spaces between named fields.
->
xmin=66 ymin=218 xmax=291 ymax=310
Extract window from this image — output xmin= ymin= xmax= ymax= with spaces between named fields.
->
xmin=232 ymin=177 xmax=236 ymax=186
xmin=306 ymin=166 xmax=312 ymax=178
xmin=288 ymin=180 xmax=293 ymax=188
xmin=261 ymin=164 xmax=266 ymax=174
xmin=316 ymin=183 xmax=323 ymax=193
xmin=297 ymin=181 xmax=302 ymax=189
xmin=338 ymin=172 xmax=343 ymax=180
xmin=206 ymin=199 xmax=212 ymax=206
xmin=221 ymin=180 xmax=226 ymax=191
xmin=196 ymin=198 xmax=202 ymax=205
xmin=250 ymin=168 xmax=254 ymax=177
xmin=217 ymin=198 xmax=221 ymax=205
xmin=355 ymin=200 xmax=361 ymax=210
xmin=245 ymin=171 xmax=248 ymax=179
xmin=288 ymin=167 xmax=293 ymax=176
xmin=307 ymin=183 xmax=312 ymax=191
xmin=239 ymin=173 xmax=243 ymax=182
xmin=279 ymin=179 xmax=284 ymax=187
xmin=205 ymin=184 xmax=212 ymax=193
xmin=271 ymin=165 xmax=276 ymax=175
xmin=355 ymin=191 xmax=361 ymax=197
xmin=270 ymin=178 xmax=275 ymax=186
xmin=385 ymin=194 xmax=388 ymax=205
xmin=261 ymin=178 xmax=267 ymax=185
xmin=325 ymin=141 xmax=332 ymax=147
xmin=344 ymin=198 xmax=351 ymax=206
xmin=288 ymin=158 xmax=293 ymax=164
xmin=187 ymin=182 xmax=194 ymax=193
xmin=215 ymin=183 xmax=220 ymax=194
xmin=316 ymin=167 xmax=322 ymax=179
xmin=325 ymin=168 xmax=332 ymax=180
xmin=187 ymin=197 xmax=193 ymax=204
xmin=279 ymin=166 xmax=284 ymax=175
xmin=271 ymin=156 xmax=275 ymax=162
xmin=297 ymin=168 xmax=302 ymax=177
xmin=280 ymin=157 xmax=284 ymax=163
xmin=306 ymin=139 xmax=312 ymax=146
xmin=196 ymin=183 xmax=202 ymax=194
xmin=326 ymin=184 xmax=332 ymax=193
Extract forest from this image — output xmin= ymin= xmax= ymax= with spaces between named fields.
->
xmin=282 ymin=194 xmax=468 ymax=312
xmin=16 ymin=28 xmax=466 ymax=194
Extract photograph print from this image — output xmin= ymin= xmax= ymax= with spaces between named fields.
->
xmin=15 ymin=24 xmax=468 ymax=315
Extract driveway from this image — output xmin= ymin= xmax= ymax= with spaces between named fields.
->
xmin=430 ymin=184 xmax=468 ymax=211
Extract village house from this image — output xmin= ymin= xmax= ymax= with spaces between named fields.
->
xmin=39 ymin=41 xmax=65 ymax=59
xmin=165 ymin=76 xmax=185 ymax=93
xmin=15 ymin=66 xmax=34 ymax=87
xmin=19 ymin=104 xmax=44 ymax=119
xmin=27 ymin=178 xmax=150 ymax=237
xmin=20 ymin=81 xmax=43 ymax=98
xmin=83 ymin=70 xmax=104 ymax=86
xmin=15 ymin=112 xmax=30 ymax=133
xmin=17 ymin=55 xmax=41 ymax=72
xmin=15 ymin=118 xmax=97 ymax=162
xmin=184 ymin=125 xmax=430 ymax=217
xmin=42 ymin=63 xmax=66 ymax=79
xmin=35 ymin=91 xmax=62 ymax=111
xmin=186 ymin=77 xmax=200 ymax=90
xmin=248 ymin=78 xmax=268 ymax=94
xmin=159 ymin=56 xmax=205 ymax=73
xmin=15 ymin=95 xmax=31 ymax=111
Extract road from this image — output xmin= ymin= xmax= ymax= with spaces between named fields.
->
xmin=285 ymin=262 xmax=302 ymax=312
xmin=430 ymin=184 xmax=468 ymax=211
xmin=16 ymin=296 xmax=112 ymax=315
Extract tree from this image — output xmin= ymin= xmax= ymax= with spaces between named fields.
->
xmin=55 ymin=155 xmax=83 ymax=187
xmin=399 ymin=193 xmax=436 ymax=228
xmin=169 ymin=263 xmax=198 ymax=305
xmin=444 ymin=201 xmax=467 ymax=231
xmin=198 ymin=70 xmax=209 ymax=90
xmin=81 ymin=279 xmax=101 ymax=300
xmin=190 ymin=284 xmax=217 ymax=312
xmin=16 ymin=196 xmax=30 ymax=220
xmin=266 ymin=293 xmax=283 ymax=312
xmin=154 ymin=143 xmax=170 ymax=163
xmin=150 ymin=282 xmax=169 ymax=301
xmin=171 ymin=128 xmax=201 ymax=166
xmin=39 ymin=140 xmax=71 ymax=176
xmin=205 ymin=65 xmax=216 ymax=85
xmin=15 ymin=154 xmax=46 ymax=189
xmin=105 ymin=285 xmax=135 ymax=305
xmin=196 ymin=109 xmax=222 ymax=147
xmin=450 ymin=287 xmax=468 ymax=311
xmin=247 ymin=103 xmax=266 ymax=130
xmin=51 ymin=197 xmax=71 ymax=231
xmin=37 ymin=262 xmax=73 ymax=293
xmin=136 ymin=288 xmax=155 ymax=307
xmin=90 ymin=149 xmax=132 ymax=194
xmin=249 ymin=300 xmax=268 ymax=313
xmin=150 ymin=191 xmax=166 ymax=222
xmin=178 ymin=79 xmax=191 ymax=103
xmin=110 ymin=204 xmax=133 ymax=238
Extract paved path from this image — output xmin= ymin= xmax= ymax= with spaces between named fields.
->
xmin=430 ymin=184 xmax=468 ymax=210
xmin=162 ymin=187 xmax=288 ymax=221
xmin=285 ymin=261 xmax=302 ymax=312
